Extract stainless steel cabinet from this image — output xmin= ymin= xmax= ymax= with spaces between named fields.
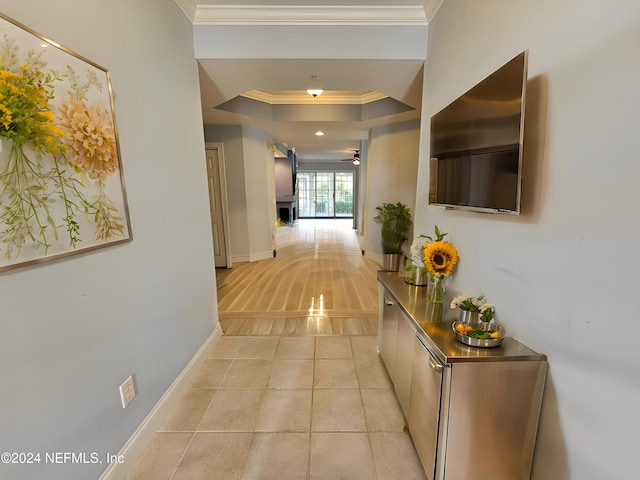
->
xmin=378 ymin=286 xmax=399 ymax=383
xmin=409 ymin=335 xmax=445 ymax=480
xmin=378 ymin=286 xmax=416 ymax=419
xmin=394 ymin=311 xmax=416 ymax=418
xmin=441 ymin=360 xmax=547 ymax=480
xmin=378 ymin=274 xmax=547 ymax=480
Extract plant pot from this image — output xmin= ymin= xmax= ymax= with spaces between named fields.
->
xmin=458 ymin=309 xmax=481 ymax=327
xmin=382 ymin=253 xmax=402 ymax=272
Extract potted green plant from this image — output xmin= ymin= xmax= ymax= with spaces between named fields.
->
xmin=373 ymin=202 xmax=412 ymax=271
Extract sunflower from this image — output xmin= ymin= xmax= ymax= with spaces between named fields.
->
xmin=423 ymin=240 xmax=459 ymax=276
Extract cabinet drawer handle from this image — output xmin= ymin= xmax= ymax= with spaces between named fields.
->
xmin=429 ymin=357 xmax=443 ymax=373
xmin=384 ymin=295 xmax=394 ymax=307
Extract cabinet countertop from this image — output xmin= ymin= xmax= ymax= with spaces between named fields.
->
xmin=378 ymin=271 xmax=547 ymax=364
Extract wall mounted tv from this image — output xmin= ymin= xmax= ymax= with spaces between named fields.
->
xmin=429 ymin=51 xmax=528 ymax=214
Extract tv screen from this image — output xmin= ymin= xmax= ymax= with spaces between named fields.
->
xmin=429 ymin=51 xmax=528 ymax=214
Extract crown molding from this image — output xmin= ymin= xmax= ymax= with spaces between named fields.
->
xmin=192 ymin=5 xmax=428 ymax=26
xmin=175 ymin=2 xmax=445 ymax=25
xmin=242 ymin=90 xmax=389 ymax=105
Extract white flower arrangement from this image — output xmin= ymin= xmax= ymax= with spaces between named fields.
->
xmin=409 ymin=235 xmax=429 ymax=268
xmin=405 ymin=235 xmax=430 ymax=284
xmin=450 ymin=294 xmax=495 ymax=322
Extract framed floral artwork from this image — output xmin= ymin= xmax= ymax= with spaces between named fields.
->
xmin=0 ymin=13 xmax=132 ymax=273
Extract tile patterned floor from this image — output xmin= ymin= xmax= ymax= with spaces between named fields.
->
xmin=126 ymin=335 xmax=427 ymax=480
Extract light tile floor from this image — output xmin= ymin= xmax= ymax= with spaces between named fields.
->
xmin=126 ymin=335 xmax=427 ymax=480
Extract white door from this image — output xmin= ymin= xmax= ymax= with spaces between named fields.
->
xmin=205 ymin=144 xmax=229 ymax=268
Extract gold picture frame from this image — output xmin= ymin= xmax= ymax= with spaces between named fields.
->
xmin=0 ymin=13 xmax=132 ymax=273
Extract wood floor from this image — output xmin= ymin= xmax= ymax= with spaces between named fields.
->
xmin=216 ymin=219 xmax=382 ymax=336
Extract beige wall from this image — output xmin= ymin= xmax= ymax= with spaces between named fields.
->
xmin=416 ymin=1 xmax=640 ymax=478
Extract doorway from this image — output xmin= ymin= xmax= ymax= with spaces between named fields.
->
xmin=297 ymin=171 xmax=354 ymax=218
xmin=205 ymin=143 xmax=231 ymax=268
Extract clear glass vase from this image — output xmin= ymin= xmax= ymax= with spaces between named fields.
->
xmin=404 ymin=264 xmax=417 ymax=284
xmin=426 ymin=273 xmax=447 ymax=303
xmin=415 ymin=268 xmax=428 ymax=286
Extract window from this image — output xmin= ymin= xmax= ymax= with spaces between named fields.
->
xmin=298 ymin=171 xmax=353 ymax=218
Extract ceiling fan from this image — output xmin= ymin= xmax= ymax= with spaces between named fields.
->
xmin=341 ymin=150 xmax=360 ymax=165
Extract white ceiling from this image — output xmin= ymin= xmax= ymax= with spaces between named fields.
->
xmin=178 ymin=1 xmax=442 ymax=160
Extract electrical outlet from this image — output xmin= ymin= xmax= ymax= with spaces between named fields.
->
xmin=119 ymin=375 xmax=136 ymax=408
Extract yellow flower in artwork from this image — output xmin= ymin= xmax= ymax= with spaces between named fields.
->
xmin=37 ymin=109 xmax=54 ymax=122
xmin=423 ymin=240 xmax=459 ymax=276
xmin=0 ymin=65 xmax=62 ymax=153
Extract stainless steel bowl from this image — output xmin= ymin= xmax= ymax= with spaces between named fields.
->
xmin=452 ymin=321 xmax=505 ymax=348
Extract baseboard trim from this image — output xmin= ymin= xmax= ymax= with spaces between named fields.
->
xmin=232 ymin=250 xmax=276 ymax=264
xmin=249 ymin=250 xmax=275 ymax=262
xmin=99 ymin=323 xmax=223 ymax=480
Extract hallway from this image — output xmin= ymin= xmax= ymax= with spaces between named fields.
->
xmin=125 ymin=220 xmax=427 ymax=479
xmin=216 ymin=218 xmax=380 ymax=323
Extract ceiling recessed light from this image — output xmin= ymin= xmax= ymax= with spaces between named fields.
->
xmin=307 ymin=89 xmax=323 ymax=98
xmin=315 ymin=131 xmax=325 ymax=136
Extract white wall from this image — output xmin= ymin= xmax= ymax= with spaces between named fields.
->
xmin=417 ymin=1 xmax=640 ymax=479
xmin=242 ymin=126 xmax=277 ymax=260
xmin=265 ymin=150 xmax=277 ymax=253
xmin=194 ymin=24 xmax=428 ymax=60
xmin=365 ymin=119 xmax=421 ymax=259
xmin=204 ymin=125 xmax=250 ymax=261
xmin=204 ymin=125 xmax=276 ymax=262
xmin=0 ymin=2 xmax=217 ymax=480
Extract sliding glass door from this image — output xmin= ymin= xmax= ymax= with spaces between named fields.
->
xmin=298 ymin=171 xmax=354 ymax=218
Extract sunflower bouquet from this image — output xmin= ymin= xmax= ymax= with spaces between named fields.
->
xmin=422 ymin=225 xmax=459 ymax=302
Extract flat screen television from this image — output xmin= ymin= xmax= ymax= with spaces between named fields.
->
xmin=429 ymin=51 xmax=528 ymax=214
